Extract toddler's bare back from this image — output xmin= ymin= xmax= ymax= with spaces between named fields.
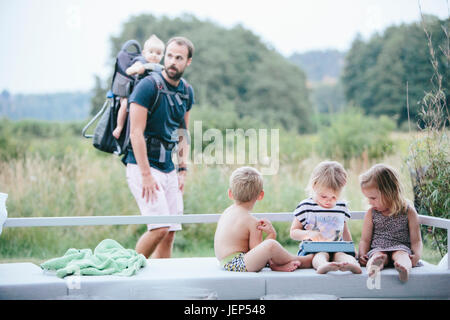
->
xmin=214 ymin=205 xmax=258 ymax=261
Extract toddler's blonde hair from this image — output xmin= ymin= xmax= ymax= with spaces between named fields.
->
xmin=229 ymin=167 xmax=263 ymax=203
xmin=359 ymin=163 xmax=408 ymax=216
xmin=307 ymin=161 xmax=347 ymax=196
xmin=144 ymin=34 xmax=165 ymax=51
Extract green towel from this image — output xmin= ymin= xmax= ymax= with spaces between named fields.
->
xmin=40 ymin=239 xmax=147 ymax=278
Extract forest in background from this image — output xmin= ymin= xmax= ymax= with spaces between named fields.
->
xmin=342 ymin=15 xmax=449 ymax=127
xmin=0 ymin=90 xmax=91 ymax=121
xmin=1 ymin=14 xmax=447 ymax=133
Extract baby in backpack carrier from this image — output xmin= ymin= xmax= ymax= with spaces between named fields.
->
xmin=113 ymin=34 xmax=165 ymax=139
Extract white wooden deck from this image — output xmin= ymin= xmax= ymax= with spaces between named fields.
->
xmin=1 ymin=211 xmax=449 ymax=300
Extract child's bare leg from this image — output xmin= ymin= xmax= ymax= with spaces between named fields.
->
xmin=366 ymin=251 xmax=388 ymax=278
xmin=392 ymin=250 xmax=412 ymax=283
xmin=313 ymin=252 xmax=340 ymax=274
xmin=268 ymin=260 xmax=300 ymax=272
xmin=296 ymin=254 xmax=314 ymax=269
xmin=269 ymin=254 xmax=313 ymax=271
xmin=113 ymin=98 xmax=128 ymax=139
xmin=334 ymin=252 xmax=362 ymax=274
xmin=244 ymin=239 xmax=303 ymax=272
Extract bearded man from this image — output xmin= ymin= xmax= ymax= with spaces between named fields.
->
xmin=123 ymin=37 xmax=195 ymax=258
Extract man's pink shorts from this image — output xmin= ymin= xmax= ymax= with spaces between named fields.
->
xmin=126 ymin=164 xmax=183 ymax=232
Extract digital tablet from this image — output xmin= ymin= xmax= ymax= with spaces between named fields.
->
xmin=298 ymin=241 xmax=356 ymax=256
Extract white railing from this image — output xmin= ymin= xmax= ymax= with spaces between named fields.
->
xmin=1 ymin=211 xmax=449 ymax=269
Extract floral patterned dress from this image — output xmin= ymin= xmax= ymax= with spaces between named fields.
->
xmin=367 ymin=207 xmax=412 ymax=258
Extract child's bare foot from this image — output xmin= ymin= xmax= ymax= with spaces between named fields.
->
xmin=316 ymin=262 xmax=341 ymax=274
xmin=270 ymin=260 xmax=301 ymax=272
xmin=112 ymin=128 xmax=122 ymax=139
xmin=340 ymin=262 xmax=362 ymax=274
xmin=368 ymin=254 xmax=386 ymax=278
xmin=394 ymin=261 xmax=409 ymax=283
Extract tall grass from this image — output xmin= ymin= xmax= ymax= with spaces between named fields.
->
xmin=3 ymin=131 xmax=439 ymax=264
xmin=0 ymin=151 xmax=144 ymax=260
xmin=405 ymin=10 xmax=449 ymax=257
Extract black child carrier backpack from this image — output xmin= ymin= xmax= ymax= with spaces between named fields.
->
xmin=82 ymin=39 xmax=191 ymax=157
xmin=82 ymin=40 xmax=143 ymax=155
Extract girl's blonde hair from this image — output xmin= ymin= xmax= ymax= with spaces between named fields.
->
xmin=144 ymin=34 xmax=165 ymax=51
xmin=359 ymin=164 xmax=408 ymax=216
xmin=307 ymin=161 xmax=347 ymax=196
xmin=229 ymin=167 xmax=263 ymax=203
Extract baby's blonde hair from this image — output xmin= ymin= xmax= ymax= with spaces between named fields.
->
xmin=229 ymin=167 xmax=263 ymax=203
xmin=307 ymin=161 xmax=347 ymax=196
xmin=144 ymin=34 xmax=165 ymax=51
xmin=359 ymin=164 xmax=408 ymax=216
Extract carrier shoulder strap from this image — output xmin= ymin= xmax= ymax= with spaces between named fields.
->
xmin=150 ymin=73 xmax=191 ymax=132
xmin=122 ymin=73 xmax=192 ymax=152
xmin=150 ymin=72 xmax=191 ymax=107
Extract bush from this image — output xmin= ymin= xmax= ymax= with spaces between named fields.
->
xmin=406 ymin=14 xmax=449 ymax=257
xmin=317 ymin=108 xmax=395 ymax=162
xmin=0 ymin=119 xmax=90 ymax=162
xmin=0 ymin=119 xmax=27 ymax=161
xmin=408 ymin=129 xmax=449 ymax=258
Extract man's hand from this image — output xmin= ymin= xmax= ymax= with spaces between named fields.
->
xmin=142 ymin=172 xmax=159 ymax=203
xmin=178 ymin=170 xmax=187 ymax=193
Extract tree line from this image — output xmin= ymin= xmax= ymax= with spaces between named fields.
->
xmin=289 ymin=49 xmax=345 ymax=83
xmin=341 ymin=15 xmax=449 ymax=126
xmin=0 ymin=90 xmax=91 ymax=122
xmin=91 ymin=14 xmax=313 ymax=133
xmin=2 ymin=14 xmax=446 ymax=132
xmin=93 ymin=13 xmax=447 ymax=132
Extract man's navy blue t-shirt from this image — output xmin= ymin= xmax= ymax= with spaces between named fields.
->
xmin=123 ymin=72 xmax=194 ymax=173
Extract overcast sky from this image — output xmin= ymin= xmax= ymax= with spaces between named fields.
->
xmin=0 ymin=0 xmax=447 ymax=94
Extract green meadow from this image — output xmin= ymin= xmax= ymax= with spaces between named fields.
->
xmin=0 ymin=119 xmax=443 ymax=265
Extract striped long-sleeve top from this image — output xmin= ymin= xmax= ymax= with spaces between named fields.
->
xmin=293 ymin=198 xmax=351 ymax=241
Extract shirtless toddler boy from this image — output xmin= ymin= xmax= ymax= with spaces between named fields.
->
xmin=214 ymin=167 xmax=312 ymax=272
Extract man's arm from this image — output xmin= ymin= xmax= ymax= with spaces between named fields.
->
xmin=177 ymin=110 xmax=190 ymax=193
xmin=177 ymin=110 xmax=190 ymax=168
xmin=129 ymin=102 xmax=159 ymax=202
